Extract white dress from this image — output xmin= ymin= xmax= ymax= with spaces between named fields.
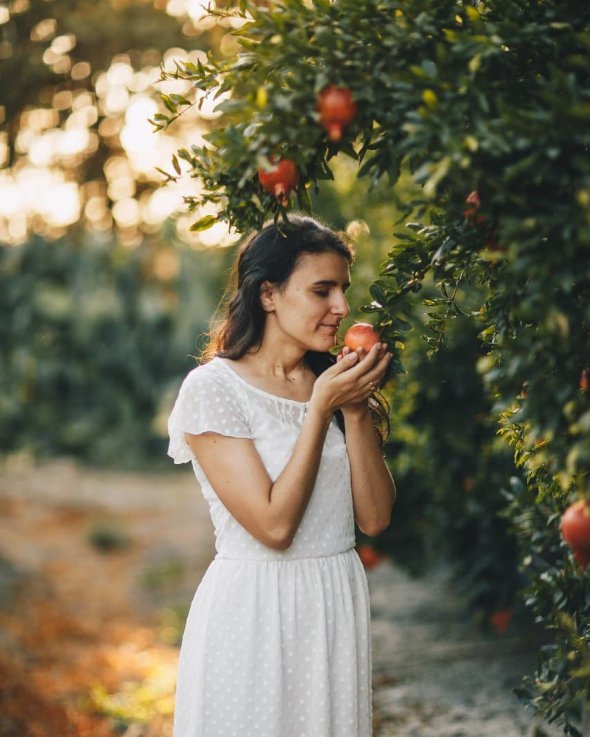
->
xmin=167 ymin=356 xmax=372 ymax=737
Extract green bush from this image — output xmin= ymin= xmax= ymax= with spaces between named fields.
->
xmin=0 ymin=232 xmax=232 ymax=467
xmin=370 ymin=290 xmax=524 ymax=617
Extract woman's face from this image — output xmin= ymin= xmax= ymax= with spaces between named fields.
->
xmin=261 ymin=250 xmax=351 ymax=352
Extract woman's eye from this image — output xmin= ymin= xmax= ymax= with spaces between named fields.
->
xmin=314 ymin=290 xmax=329 ymax=297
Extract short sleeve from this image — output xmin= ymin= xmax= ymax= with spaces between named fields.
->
xmin=167 ymin=365 xmax=253 ymax=464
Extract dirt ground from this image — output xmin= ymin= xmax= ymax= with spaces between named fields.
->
xmin=0 ymin=457 xmax=566 ymax=737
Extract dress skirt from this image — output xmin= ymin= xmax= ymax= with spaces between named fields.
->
xmin=172 ymin=548 xmax=372 ymax=737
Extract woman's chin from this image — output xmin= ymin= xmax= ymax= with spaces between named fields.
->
xmin=309 ymin=337 xmax=337 ymax=352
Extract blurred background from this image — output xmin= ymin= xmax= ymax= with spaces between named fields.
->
xmin=0 ymin=2 xmax=535 ymax=736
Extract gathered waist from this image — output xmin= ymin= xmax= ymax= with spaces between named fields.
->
xmin=214 ymin=546 xmax=357 ymax=563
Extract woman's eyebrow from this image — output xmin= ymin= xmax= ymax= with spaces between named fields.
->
xmin=312 ymin=279 xmax=351 ymax=289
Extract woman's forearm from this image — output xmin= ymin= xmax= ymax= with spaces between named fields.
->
xmin=267 ymin=404 xmax=333 ymax=546
xmin=344 ymin=408 xmax=396 ymax=536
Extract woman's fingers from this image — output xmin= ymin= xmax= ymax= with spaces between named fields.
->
xmin=365 ymin=352 xmax=392 ymax=388
xmin=320 ymin=343 xmax=391 ymax=408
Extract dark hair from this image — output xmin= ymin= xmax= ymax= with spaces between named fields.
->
xmin=201 ymin=214 xmax=390 ymax=442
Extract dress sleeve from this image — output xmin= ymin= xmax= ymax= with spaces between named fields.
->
xmin=167 ymin=366 xmax=253 ymax=464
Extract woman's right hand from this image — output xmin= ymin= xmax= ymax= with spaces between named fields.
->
xmin=310 ymin=343 xmax=390 ymax=417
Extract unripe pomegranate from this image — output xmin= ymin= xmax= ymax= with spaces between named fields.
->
xmin=343 ymin=323 xmax=381 ymax=353
xmin=257 ymin=157 xmax=299 ymax=206
xmin=317 ymin=86 xmax=357 ymax=142
xmin=560 ymin=499 xmax=590 ymax=570
xmin=464 ymin=190 xmax=487 ymax=226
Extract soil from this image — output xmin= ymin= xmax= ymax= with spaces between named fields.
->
xmin=0 ymin=457 xmax=566 ymax=737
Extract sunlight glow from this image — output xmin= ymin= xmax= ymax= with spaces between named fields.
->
xmin=198 ymin=87 xmax=231 ymax=121
xmin=107 ymin=61 xmax=134 ymax=88
xmin=3 ymin=24 xmax=234 ymax=246
xmin=186 ymin=1 xmax=216 ymax=21
xmin=0 ymin=168 xmax=80 ymax=239
xmin=198 ymin=219 xmax=239 ymax=248
xmin=112 ymin=198 xmax=140 ymax=227
xmin=40 ymin=182 xmax=80 ymax=227
xmin=51 ymin=33 xmax=76 ymax=55
xmin=30 ymin=18 xmax=57 ymax=42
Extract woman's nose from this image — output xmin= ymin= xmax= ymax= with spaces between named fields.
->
xmin=332 ymin=291 xmax=350 ymax=317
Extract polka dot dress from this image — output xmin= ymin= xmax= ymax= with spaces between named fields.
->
xmin=167 ymin=357 xmax=372 ymax=737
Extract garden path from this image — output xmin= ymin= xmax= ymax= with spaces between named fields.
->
xmin=368 ymin=562 xmax=562 ymax=737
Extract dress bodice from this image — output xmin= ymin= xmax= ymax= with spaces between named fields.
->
xmin=167 ymin=357 xmax=355 ymax=560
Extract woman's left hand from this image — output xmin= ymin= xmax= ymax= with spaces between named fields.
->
xmin=336 ymin=342 xmax=390 ymax=415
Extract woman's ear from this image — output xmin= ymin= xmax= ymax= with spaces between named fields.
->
xmin=259 ymin=280 xmax=276 ymax=313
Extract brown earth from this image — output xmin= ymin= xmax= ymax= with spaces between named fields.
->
xmin=0 ymin=456 xmax=214 ymax=737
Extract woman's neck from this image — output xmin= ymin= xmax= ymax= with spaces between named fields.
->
xmin=242 ymin=344 xmax=309 ymax=383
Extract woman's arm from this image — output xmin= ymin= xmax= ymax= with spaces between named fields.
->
xmin=185 ymin=402 xmax=332 ymax=550
xmin=185 ymin=350 xmax=380 ymax=550
xmin=343 ymin=406 xmax=396 ymax=536
xmin=335 ymin=343 xmax=396 ymax=536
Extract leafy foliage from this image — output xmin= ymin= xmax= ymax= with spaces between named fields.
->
xmin=156 ymin=0 xmax=590 ymax=731
xmin=374 ymin=296 xmax=524 ymax=613
xmin=0 ymin=234 xmax=232 ymax=467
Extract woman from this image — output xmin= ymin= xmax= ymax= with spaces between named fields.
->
xmin=167 ymin=214 xmax=396 ymax=737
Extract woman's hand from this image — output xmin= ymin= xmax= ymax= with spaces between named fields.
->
xmin=337 ymin=343 xmax=390 ymax=416
xmin=310 ymin=342 xmax=391 ymax=418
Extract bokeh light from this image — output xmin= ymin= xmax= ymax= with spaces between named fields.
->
xmin=1 ymin=0 xmax=237 ymax=247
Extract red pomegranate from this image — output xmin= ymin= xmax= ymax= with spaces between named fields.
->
xmin=357 ymin=544 xmax=384 ymax=570
xmin=560 ymin=499 xmax=590 ymax=570
xmin=343 ymin=323 xmax=381 ymax=353
xmin=580 ymin=369 xmax=589 ymax=392
xmin=573 ymin=547 xmax=590 ymax=569
xmin=464 ymin=190 xmax=488 ymax=226
xmin=489 ymin=609 xmax=513 ymax=636
xmin=257 ymin=157 xmax=299 ymax=206
xmin=317 ymin=86 xmax=357 ymax=142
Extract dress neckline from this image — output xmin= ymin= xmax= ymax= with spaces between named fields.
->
xmin=213 ymin=356 xmax=312 ymax=407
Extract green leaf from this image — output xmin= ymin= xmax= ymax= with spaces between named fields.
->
xmin=189 ymin=215 xmax=218 ymax=232
xmin=172 ymin=155 xmax=181 ymax=176
xmin=161 ymin=94 xmax=177 ymax=114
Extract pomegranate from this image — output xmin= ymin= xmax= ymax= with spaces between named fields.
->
xmin=489 ymin=609 xmax=513 ymax=636
xmin=317 ymin=86 xmax=357 ymax=142
xmin=257 ymin=157 xmax=299 ymax=206
xmin=464 ymin=190 xmax=488 ymax=226
xmin=580 ymin=368 xmax=589 ymax=392
xmin=343 ymin=323 xmax=381 ymax=353
xmin=357 ymin=544 xmax=384 ymax=570
xmin=573 ymin=547 xmax=590 ymax=569
xmin=560 ymin=499 xmax=590 ymax=570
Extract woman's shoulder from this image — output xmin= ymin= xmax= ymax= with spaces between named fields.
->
xmin=183 ymin=356 xmax=220 ymax=380
xmin=179 ymin=356 xmax=240 ymax=395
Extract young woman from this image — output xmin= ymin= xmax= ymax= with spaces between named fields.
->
xmin=167 ymin=214 xmax=396 ymax=737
